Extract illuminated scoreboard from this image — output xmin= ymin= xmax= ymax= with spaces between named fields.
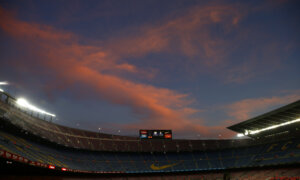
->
xmin=139 ymin=130 xmax=172 ymax=139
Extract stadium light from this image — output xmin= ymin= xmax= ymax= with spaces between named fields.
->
xmin=0 ymin=81 xmax=8 ymax=92
xmin=247 ymin=118 xmax=300 ymax=135
xmin=237 ymin=133 xmax=244 ymax=137
xmin=0 ymin=81 xmax=8 ymax=85
xmin=240 ymin=118 xmax=300 ymax=136
xmin=16 ymin=98 xmax=56 ymax=117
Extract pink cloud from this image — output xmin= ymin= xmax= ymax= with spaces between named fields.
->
xmin=1 ymin=6 xmax=222 ymax=137
xmin=1 ymin=2 xmax=295 ymax=139
xmin=105 ymin=3 xmax=247 ymax=67
xmin=226 ymin=94 xmax=300 ymax=122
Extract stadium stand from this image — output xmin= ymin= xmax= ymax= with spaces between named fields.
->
xmin=0 ymin=91 xmax=299 ymax=179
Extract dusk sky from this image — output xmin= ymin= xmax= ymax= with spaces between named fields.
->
xmin=0 ymin=0 xmax=299 ymax=139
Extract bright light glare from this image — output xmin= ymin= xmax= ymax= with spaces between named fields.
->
xmin=0 ymin=88 xmax=3 ymax=92
xmin=244 ymin=118 xmax=300 ymax=135
xmin=0 ymin=82 xmax=8 ymax=85
xmin=244 ymin=130 xmax=249 ymax=135
xmin=237 ymin=133 xmax=244 ymax=137
xmin=16 ymin=98 xmax=56 ymax=117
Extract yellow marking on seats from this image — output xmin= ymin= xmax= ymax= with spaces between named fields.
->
xmin=2 ymin=133 xmax=20 ymax=143
xmin=15 ymin=146 xmax=42 ymax=162
xmin=150 ymin=162 xmax=180 ymax=170
xmin=267 ymin=144 xmax=278 ymax=152
xmin=10 ymin=134 xmax=40 ymax=151
xmin=0 ymin=132 xmax=40 ymax=151
xmin=18 ymin=146 xmax=49 ymax=164
xmin=0 ymin=132 xmax=18 ymax=144
xmin=32 ymin=151 xmax=53 ymax=164
xmin=281 ymin=141 xmax=292 ymax=151
xmin=15 ymin=146 xmax=34 ymax=160
xmin=29 ymin=149 xmax=68 ymax=167
xmin=51 ymin=154 xmax=68 ymax=167
xmin=23 ymin=149 xmax=42 ymax=161
xmin=0 ymin=144 xmax=15 ymax=153
xmin=16 ymin=137 xmax=39 ymax=151
xmin=45 ymin=154 xmax=67 ymax=167
xmin=53 ymin=157 xmax=68 ymax=167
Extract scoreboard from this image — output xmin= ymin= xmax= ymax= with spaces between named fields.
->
xmin=139 ymin=130 xmax=172 ymax=139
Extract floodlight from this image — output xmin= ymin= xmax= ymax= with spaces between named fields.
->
xmin=237 ymin=133 xmax=244 ymax=137
xmin=16 ymin=98 xmax=56 ymax=117
xmin=0 ymin=88 xmax=3 ymax=92
xmin=0 ymin=82 xmax=8 ymax=85
xmin=248 ymin=118 xmax=300 ymax=135
xmin=242 ymin=118 xmax=300 ymax=136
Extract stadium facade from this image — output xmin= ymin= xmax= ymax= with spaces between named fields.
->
xmin=0 ymin=91 xmax=299 ymax=179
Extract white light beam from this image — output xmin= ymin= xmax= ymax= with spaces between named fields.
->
xmin=0 ymin=82 xmax=8 ymax=85
xmin=16 ymin=98 xmax=56 ymax=117
xmin=237 ymin=133 xmax=244 ymax=137
xmin=242 ymin=118 xmax=300 ymax=136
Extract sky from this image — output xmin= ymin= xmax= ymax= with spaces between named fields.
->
xmin=0 ymin=0 xmax=299 ymax=139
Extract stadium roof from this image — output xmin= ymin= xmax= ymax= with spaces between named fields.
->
xmin=227 ymin=100 xmax=300 ymax=137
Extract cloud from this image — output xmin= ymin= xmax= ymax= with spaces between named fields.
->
xmin=105 ymin=3 xmax=247 ymax=67
xmin=224 ymin=40 xmax=291 ymax=84
xmin=103 ymin=1 xmax=295 ymax=84
xmin=0 ymin=1 xmax=297 ymax=139
xmin=1 ymin=6 xmax=223 ymax=137
xmin=0 ymin=7 xmax=73 ymax=42
xmin=225 ymin=93 xmax=300 ymax=123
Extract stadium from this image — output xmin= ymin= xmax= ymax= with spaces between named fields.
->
xmin=1 ymin=0 xmax=300 ymax=179
xmin=0 ymin=91 xmax=300 ymax=179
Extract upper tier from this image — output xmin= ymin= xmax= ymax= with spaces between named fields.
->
xmin=0 ymin=92 xmax=254 ymax=152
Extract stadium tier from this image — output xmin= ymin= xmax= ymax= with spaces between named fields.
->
xmin=0 ymin=92 xmax=253 ymax=152
xmin=0 ymin=91 xmax=300 ymax=176
xmin=0 ymin=130 xmax=299 ymax=173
